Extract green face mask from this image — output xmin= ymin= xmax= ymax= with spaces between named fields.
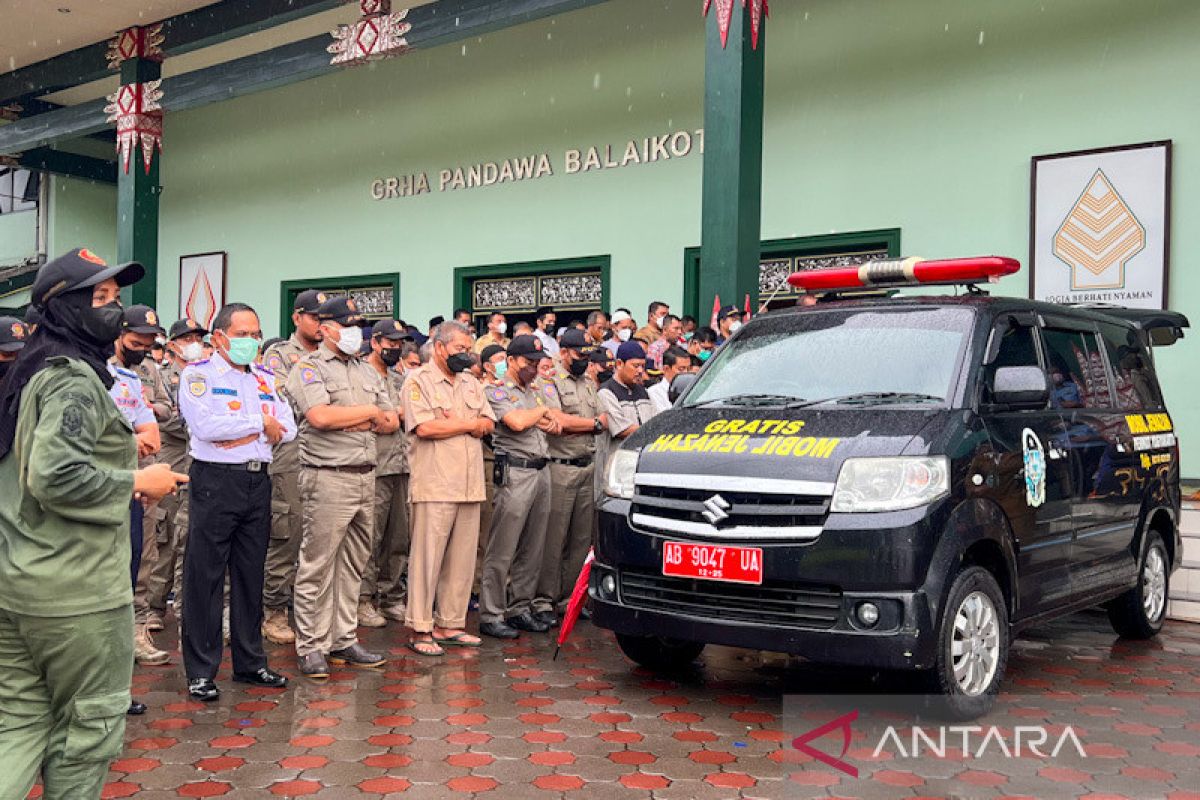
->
xmin=226 ymin=336 xmax=259 ymax=366
xmin=697 ymin=349 xmax=712 ymax=362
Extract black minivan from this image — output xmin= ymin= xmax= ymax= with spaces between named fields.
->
xmin=592 ymin=282 xmax=1188 ymax=717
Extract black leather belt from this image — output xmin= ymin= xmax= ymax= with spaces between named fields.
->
xmin=550 ymin=456 xmax=593 ymax=468
xmin=197 ymin=459 xmax=268 ymax=473
xmin=508 ymin=457 xmax=549 ymax=470
xmin=309 ymin=464 xmax=374 ymax=474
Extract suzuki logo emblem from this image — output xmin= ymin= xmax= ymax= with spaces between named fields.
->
xmin=701 ymin=494 xmax=732 ymax=525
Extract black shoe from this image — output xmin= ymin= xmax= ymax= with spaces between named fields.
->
xmin=233 ymin=667 xmax=288 ymax=688
xmin=299 ymin=652 xmax=330 ymax=679
xmin=532 ymin=610 xmax=559 ymax=628
xmin=127 ymin=700 xmax=147 ymax=716
xmin=479 ymin=620 xmax=520 ymax=639
xmin=187 ymin=678 xmax=220 ymax=702
xmin=506 ymin=612 xmax=550 ymax=633
xmin=328 ymin=643 xmax=386 ymax=668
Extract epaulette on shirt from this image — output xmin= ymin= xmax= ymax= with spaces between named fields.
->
xmin=111 ymin=365 xmax=138 ymax=379
xmin=190 ymin=358 xmax=211 ymax=367
xmin=252 ymin=362 xmax=275 ymax=376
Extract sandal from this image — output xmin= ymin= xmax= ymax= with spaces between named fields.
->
xmin=406 ymin=638 xmax=444 ymax=657
xmin=433 ymin=631 xmax=482 ymax=648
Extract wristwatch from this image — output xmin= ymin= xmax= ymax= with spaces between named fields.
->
xmin=593 ymin=417 xmax=604 ymax=434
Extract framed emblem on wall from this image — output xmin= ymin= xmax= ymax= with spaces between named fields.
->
xmin=179 ymin=251 xmax=227 ymax=329
xmin=1030 ymin=141 xmax=1171 ymax=310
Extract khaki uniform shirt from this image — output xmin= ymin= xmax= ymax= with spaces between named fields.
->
xmin=487 ymin=379 xmax=552 ymax=461
xmin=156 ymin=360 xmax=191 ymax=472
xmin=403 ymin=362 xmax=495 ymax=503
xmin=0 ymin=358 xmax=137 ymax=617
xmin=263 ymin=335 xmax=317 ymax=474
xmin=548 ymin=372 xmax=599 ymax=460
xmin=287 ymin=346 xmax=394 ymax=468
xmin=634 ymin=324 xmax=661 ymax=346
xmin=472 ymin=332 xmax=510 ymax=354
xmin=134 ymin=360 xmax=172 ymax=424
xmin=374 ymin=366 xmax=410 ymax=477
xmin=595 ymin=377 xmax=657 ymax=500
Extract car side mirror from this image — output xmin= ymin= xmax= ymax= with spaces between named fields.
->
xmin=668 ymin=372 xmax=698 ymax=404
xmin=991 ymin=366 xmax=1049 ymax=408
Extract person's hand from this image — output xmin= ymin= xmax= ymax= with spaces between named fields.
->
xmin=346 ymin=421 xmax=374 ymax=433
xmin=262 ymin=413 xmax=284 ymax=445
xmin=216 ymin=432 xmax=259 ymax=450
xmin=372 ymin=407 xmax=391 ymax=430
xmin=136 ymin=432 xmax=158 ymax=459
xmin=470 ymin=418 xmax=494 ymax=438
xmin=538 ymin=415 xmax=563 ymax=436
xmin=134 ymin=463 xmax=189 ymax=503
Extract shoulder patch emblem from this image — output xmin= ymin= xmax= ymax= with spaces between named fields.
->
xmin=543 ymin=384 xmax=558 ymax=398
xmin=410 ymin=385 xmax=421 ymax=402
xmin=189 ymin=375 xmax=208 ymax=397
xmin=266 ymin=353 xmax=284 ymax=371
xmin=490 ymin=388 xmax=507 ymax=402
xmin=299 ymin=365 xmax=318 ymax=385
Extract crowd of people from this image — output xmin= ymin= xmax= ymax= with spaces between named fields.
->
xmin=0 ymin=247 xmax=751 ymax=798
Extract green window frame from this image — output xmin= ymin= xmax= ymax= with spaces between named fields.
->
xmin=278 ymin=272 xmax=400 ymax=338
xmin=682 ymin=228 xmax=902 ymax=319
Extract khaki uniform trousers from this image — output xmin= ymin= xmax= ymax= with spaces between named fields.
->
xmin=361 ymin=472 xmax=411 ymax=607
xmin=132 ymin=502 xmax=165 ymax=622
xmin=263 ymin=469 xmax=304 ymax=612
xmin=143 ymin=487 xmax=190 ymax=619
xmin=479 ymin=466 xmax=551 ymax=624
xmin=406 ymin=502 xmax=480 ymax=633
xmin=0 ymin=604 xmax=133 ymax=800
xmin=293 ymin=467 xmax=375 ymax=657
xmin=534 ymin=462 xmax=596 ymax=613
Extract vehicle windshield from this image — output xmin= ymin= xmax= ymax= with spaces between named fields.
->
xmin=682 ymin=306 xmax=974 ymax=408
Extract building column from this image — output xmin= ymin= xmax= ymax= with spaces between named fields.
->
xmin=698 ymin=0 xmax=766 ymax=318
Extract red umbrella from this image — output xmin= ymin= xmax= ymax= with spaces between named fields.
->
xmin=554 ymin=549 xmax=595 ymax=660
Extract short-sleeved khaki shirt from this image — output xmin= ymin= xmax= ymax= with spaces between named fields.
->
xmin=286 ymin=346 xmax=394 ymax=468
xmin=549 ymin=372 xmax=599 ymax=460
xmin=263 ymin=335 xmax=316 ymax=473
xmin=375 ymin=367 xmax=409 ymax=476
xmin=403 ymin=362 xmax=495 ymax=503
xmin=488 ymin=379 xmax=552 ymax=460
xmin=156 ymin=360 xmax=191 ymax=471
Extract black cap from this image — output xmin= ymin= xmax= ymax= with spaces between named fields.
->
xmin=507 ymin=334 xmax=549 ymax=360
xmin=31 ymin=247 xmax=144 ymax=307
xmin=428 ymin=315 xmax=445 ymax=329
xmin=23 ymin=306 xmax=41 ymax=326
xmin=559 ymin=328 xmax=595 ymax=352
xmin=169 ymin=317 xmax=208 ymax=340
xmin=293 ymin=289 xmax=327 ymax=314
xmin=718 ymin=304 xmax=741 ymax=320
xmin=121 ymin=305 xmax=165 ymax=335
xmin=590 ymin=347 xmax=614 ymax=365
xmin=0 ymin=316 xmax=28 ymax=352
xmin=480 ymin=344 xmax=506 ymax=363
xmin=316 ymin=296 xmax=367 ymax=327
xmin=372 ymin=319 xmax=411 ymax=341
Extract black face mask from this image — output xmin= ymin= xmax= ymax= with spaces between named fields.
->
xmin=0 ymin=361 xmax=10 ymax=381
xmin=568 ymin=357 xmax=589 ymax=377
xmin=380 ymin=348 xmax=402 ymax=367
xmin=80 ymin=301 xmax=125 ymax=347
xmin=122 ymin=347 xmax=149 ymax=367
xmin=597 ymin=370 xmax=614 ymax=384
xmin=516 ymin=363 xmax=539 ymax=386
xmin=446 ymin=352 xmax=474 ymax=374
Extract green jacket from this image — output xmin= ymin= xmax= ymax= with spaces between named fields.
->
xmin=0 ymin=357 xmax=137 ymax=617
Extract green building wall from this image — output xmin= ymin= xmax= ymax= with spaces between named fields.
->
xmin=5 ymin=0 xmax=1199 ymax=472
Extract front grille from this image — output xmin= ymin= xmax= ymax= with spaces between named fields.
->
xmin=620 ymin=568 xmax=842 ymax=629
xmin=633 ymin=484 xmax=830 ymax=528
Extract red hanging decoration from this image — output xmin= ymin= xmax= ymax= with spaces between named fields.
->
xmin=329 ymin=0 xmax=413 ymax=66
xmin=703 ymin=0 xmax=768 ymax=50
xmin=104 ymin=80 xmax=164 ymax=174
xmin=106 ymin=24 xmax=165 ymax=69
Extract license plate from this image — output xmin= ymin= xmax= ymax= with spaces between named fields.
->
xmin=662 ymin=541 xmax=763 ymax=585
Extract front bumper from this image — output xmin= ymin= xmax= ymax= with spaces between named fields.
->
xmin=591 ymin=499 xmax=948 ymax=670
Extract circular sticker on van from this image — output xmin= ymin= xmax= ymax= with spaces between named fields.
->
xmin=1021 ymin=428 xmax=1046 ymax=509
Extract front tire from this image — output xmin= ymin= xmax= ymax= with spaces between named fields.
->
xmin=616 ymin=633 xmax=705 ymax=672
xmin=928 ymin=566 xmax=1009 ymax=720
xmin=1107 ymin=530 xmax=1169 ymax=640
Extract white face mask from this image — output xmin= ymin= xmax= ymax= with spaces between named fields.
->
xmin=655 ymin=314 xmax=667 ymax=328
xmin=496 ymin=322 xmax=508 ymax=336
xmin=180 ymin=341 xmax=204 ymax=363
xmin=617 ymin=328 xmax=632 ymax=342
xmin=728 ymin=321 xmax=743 ymax=334
xmin=336 ymin=325 xmax=363 ymax=356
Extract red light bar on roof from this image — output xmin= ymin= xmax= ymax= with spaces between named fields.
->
xmin=787 ymin=256 xmax=1021 ymax=292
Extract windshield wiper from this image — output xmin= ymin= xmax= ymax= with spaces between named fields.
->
xmin=804 ymin=391 xmax=944 ymax=407
xmin=690 ymin=393 xmax=807 ymax=408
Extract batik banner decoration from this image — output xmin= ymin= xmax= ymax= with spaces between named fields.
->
xmin=329 ymin=1 xmax=413 ymax=66
xmin=104 ymin=80 xmax=164 ymax=174
xmin=106 ymin=24 xmax=165 ymax=69
xmin=704 ymin=0 xmax=768 ymax=50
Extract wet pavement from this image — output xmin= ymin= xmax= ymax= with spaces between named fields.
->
xmin=28 ymin=609 xmax=1200 ymax=799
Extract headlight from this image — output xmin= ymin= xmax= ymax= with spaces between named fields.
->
xmin=830 ymin=456 xmax=950 ymax=513
xmin=604 ymin=449 xmax=640 ymax=499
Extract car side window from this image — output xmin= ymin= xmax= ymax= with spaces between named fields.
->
xmin=1098 ymin=322 xmax=1163 ymax=410
xmin=1040 ymin=328 xmax=1112 ymax=409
